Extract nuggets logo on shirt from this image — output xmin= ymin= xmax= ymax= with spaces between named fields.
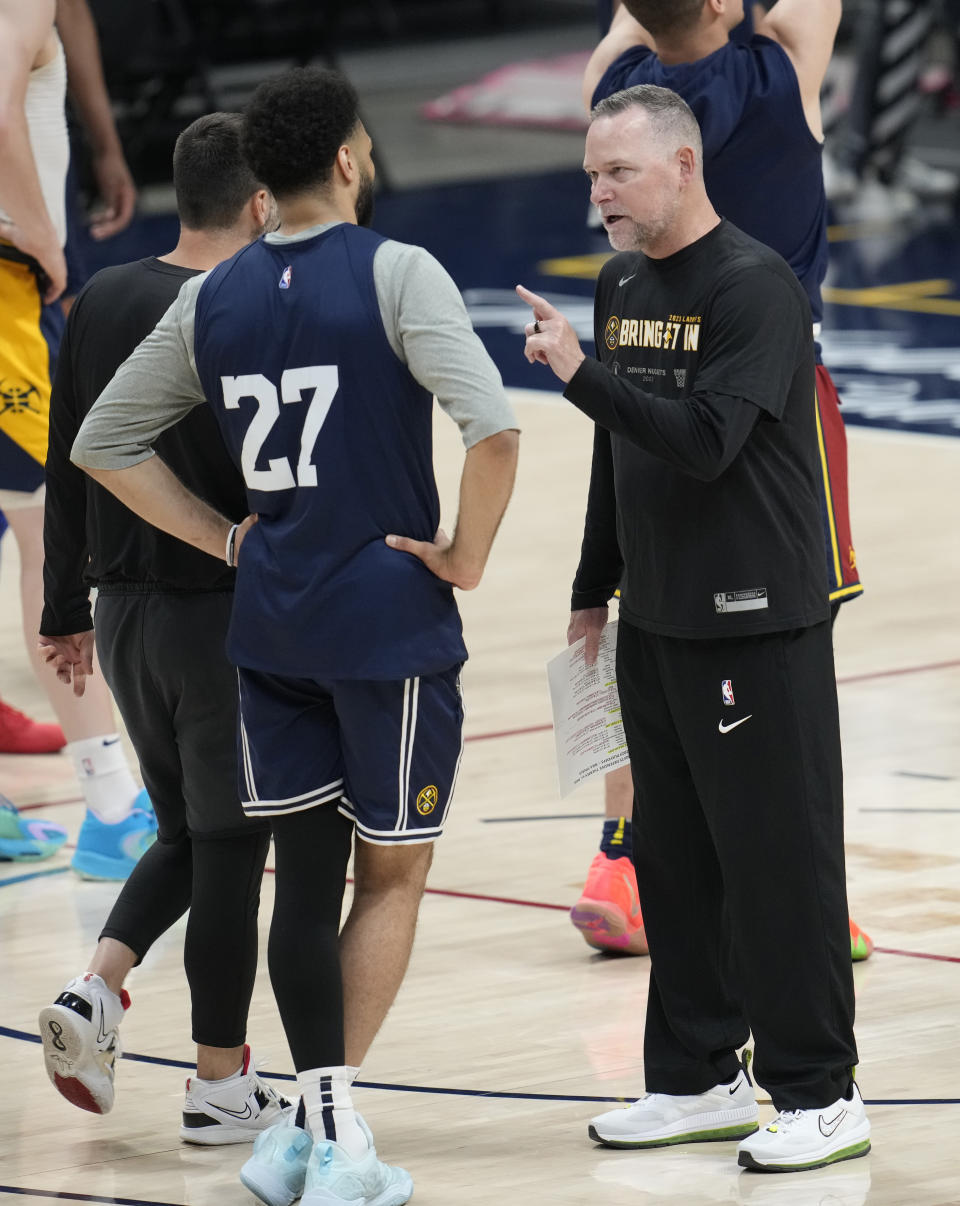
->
xmin=604 ymin=313 xmax=702 ymax=352
xmin=416 ymin=785 xmax=439 ymax=815
xmin=0 ymin=376 xmax=42 ymax=415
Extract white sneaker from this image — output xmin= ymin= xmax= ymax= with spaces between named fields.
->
xmin=39 ymin=973 xmax=128 ymax=1114
xmin=180 ymin=1045 xmax=295 ymax=1145
xmin=240 ymin=1117 xmax=313 ymax=1206
xmin=589 ymin=1069 xmax=758 ymax=1148
xmin=737 ymin=1081 xmax=871 ymax=1172
xmin=301 ymin=1116 xmax=413 ymax=1206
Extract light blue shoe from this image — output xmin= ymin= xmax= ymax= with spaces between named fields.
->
xmin=0 ymin=796 xmax=68 ymax=861
xmin=240 ymin=1120 xmax=313 ymax=1206
xmin=301 ymin=1117 xmax=413 ymax=1206
xmin=71 ymin=790 xmax=158 ymax=880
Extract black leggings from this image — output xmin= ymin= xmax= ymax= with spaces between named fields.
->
xmin=100 ymin=828 xmax=270 ymax=1047
xmin=267 ymin=803 xmax=354 ymax=1072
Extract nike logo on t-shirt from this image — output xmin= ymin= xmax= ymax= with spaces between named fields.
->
xmin=718 ymin=715 xmax=752 ymax=734
xmin=619 ymin=273 xmax=637 ymax=287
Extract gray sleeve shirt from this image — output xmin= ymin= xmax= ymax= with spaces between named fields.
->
xmin=72 ymin=222 xmax=517 ymax=470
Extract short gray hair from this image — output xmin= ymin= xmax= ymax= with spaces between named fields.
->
xmin=591 ymin=84 xmax=703 ymax=161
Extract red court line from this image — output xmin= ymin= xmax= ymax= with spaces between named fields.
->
xmin=463 ymin=657 xmax=960 ymax=746
xmin=872 ymin=946 xmax=960 ymax=965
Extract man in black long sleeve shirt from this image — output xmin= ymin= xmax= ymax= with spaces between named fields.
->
xmin=518 ymin=85 xmax=870 ymax=1175
xmin=37 ymin=113 xmax=293 ymax=1144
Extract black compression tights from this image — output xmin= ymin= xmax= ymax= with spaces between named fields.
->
xmin=268 ymin=804 xmax=354 ymax=1072
xmin=99 ymin=828 xmax=270 ymax=1047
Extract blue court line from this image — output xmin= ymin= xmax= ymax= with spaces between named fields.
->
xmin=894 ymin=771 xmax=955 ymax=782
xmin=3 ymin=1025 xmax=958 ymax=1108
xmin=0 ymin=867 xmax=69 ymax=889
xmin=0 ymin=1189 xmax=181 ymax=1206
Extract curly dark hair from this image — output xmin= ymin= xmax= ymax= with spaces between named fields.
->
xmin=173 ymin=113 xmax=261 ymax=230
xmin=242 ymin=67 xmax=361 ymax=200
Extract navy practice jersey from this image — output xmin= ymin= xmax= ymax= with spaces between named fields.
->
xmin=593 ymin=35 xmax=828 ymax=325
xmin=191 ymin=223 xmax=467 ymax=680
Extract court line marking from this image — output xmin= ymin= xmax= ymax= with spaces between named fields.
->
xmin=0 ymin=1189 xmax=181 ymax=1206
xmin=2 ymin=870 xmax=959 ymax=963
xmin=1 ymin=1026 xmax=957 ymax=1110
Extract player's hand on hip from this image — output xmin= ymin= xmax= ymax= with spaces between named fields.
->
xmin=233 ymin=513 xmax=259 ymax=563
xmin=37 ymin=631 xmax=95 ymax=697
xmin=516 ymin=284 xmax=585 ymax=383
xmin=0 ymin=220 xmax=67 ymax=303
xmin=386 ymin=527 xmax=478 ymax=590
xmin=568 ymin=606 xmax=608 ymax=667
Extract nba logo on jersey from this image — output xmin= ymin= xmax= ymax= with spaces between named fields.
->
xmin=721 ymin=679 xmax=735 ymax=707
xmin=279 ymin=265 xmax=292 ymax=290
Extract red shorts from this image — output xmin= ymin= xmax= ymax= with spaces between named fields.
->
xmin=815 ymin=364 xmax=862 ymax=606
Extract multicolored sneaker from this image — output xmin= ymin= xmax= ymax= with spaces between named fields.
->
xmin=301 ymin=1116 xmax=413 ymax=1206
xmin=240 ymin=1118 xmax=313 ymax=1206
xmin=737 ymin=1082 xmax=871 ymax=1172
xmin=570 ymin=852 xmax=649 ymax=955
xmin=39 ymin=972 xmax=130 ymax=1113
xmin=0 ymin=796 xmax=68 ymax=861
xmin=0 ymin=698 xmax=66 ymax=753
xmin=181 ymin=1045 xmax=295 ymax=1145
xmin=70 ymin=790 xmax=157 ymax=880
xmin=849 ymin=918 xmax=873 ymax=962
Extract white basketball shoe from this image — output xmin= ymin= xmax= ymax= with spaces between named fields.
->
xmin=39 ymin=972 xmax=129 ymax=1113
xmin=181 ymin=1045 xmax=295 ymax=1144
xmin=737 ymin=1081 xmax=871 ymax=1172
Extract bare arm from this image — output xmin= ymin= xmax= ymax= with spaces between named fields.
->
xmin=0 ymin=0 xmax=66 ymax=300
xmin=56 ymin=0 xmax=136 ymax=239
xmin=757 ymin=0 xmax=841 ymax=139
xmin=582 ymin=4 xmax=655 ymax=114
xmin=387 ymin=428 xmax=519 ymax=591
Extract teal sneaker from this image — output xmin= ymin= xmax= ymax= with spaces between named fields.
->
xmin=240 ymin=1120 xmax=313 ymax=1206
xmin=0 ymin=796 xmax=68 ymax=861
xmin=301 ymin=1117 xmax=413 ymax=1206
xmin=71 ymin=791 xmax=157 ymax=880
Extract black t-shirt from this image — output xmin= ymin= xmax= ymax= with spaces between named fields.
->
xmin=41 ymin=257 xmax=247 ymax=637
xmin=565 ymin=219 xmax=829 ymax=638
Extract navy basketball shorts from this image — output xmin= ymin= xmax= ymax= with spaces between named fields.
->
xmin=236 ymin=665 xmax=464 ymax=844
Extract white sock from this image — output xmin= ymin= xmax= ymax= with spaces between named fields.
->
xmin=68 ymin=735 xmax=141 ymax=824
xmin=299 ymin=1065 xmax=365 ymax=1157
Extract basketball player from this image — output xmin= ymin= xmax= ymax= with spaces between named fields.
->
xmin=68 ymin=67 xmax=519 ymax=1206
xmin=572 ymin=0 xmax=873 ymax=964
xmin=520 ymin=83 xmax=869 ymax=1175
xmin=37 ymin=113 xmax=293 ymax=1143
xmin=0 ymin=0 xmax=154 ymax=874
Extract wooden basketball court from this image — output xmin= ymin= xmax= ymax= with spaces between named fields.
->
xmin=1 ymin=393 xmax=958 ymax=1205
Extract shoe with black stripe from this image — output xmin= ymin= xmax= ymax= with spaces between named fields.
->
xmin=39 ymin=972 xmax=129 ymax=1113
xmin=180 ymin=1045 xmax=295 ymax=1145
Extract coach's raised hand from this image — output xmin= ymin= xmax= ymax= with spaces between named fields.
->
xmin=516 ymin=284 xmax=585 ymax=383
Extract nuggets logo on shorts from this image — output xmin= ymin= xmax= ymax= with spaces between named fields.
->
xmin=415 ymin=785 xmax=439 ymax=815
xmin=0 ymin=377 xmax=42 ymax=415
xmin=604 ymin=315 xmax=620 ymax=350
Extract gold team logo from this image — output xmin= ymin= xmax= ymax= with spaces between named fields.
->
xmin=849 ymin=546 xmax=857 ymax=571
xmin=604 ymin=315 xmax=620 ymax=351
xmin=416 ymin=785 xmax=439 ymax=815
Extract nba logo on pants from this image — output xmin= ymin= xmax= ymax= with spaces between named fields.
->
xmin=721 ymin=679 xmax=735 ymax=707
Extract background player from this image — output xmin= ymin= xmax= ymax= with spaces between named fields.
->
xmin=68 ymin=67 xmax=519 ymax=1206
xmin=572 ymin=0 xmax=872 ymax=964
xmin=38 ymin=112 xmax=292 ymax=1144
xmin=0 ymin=0 xmax=153 ymax=874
